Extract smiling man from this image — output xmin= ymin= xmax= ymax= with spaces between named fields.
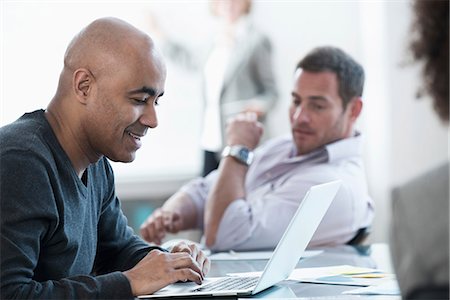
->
xmin=0 ymin=18 xmax=209 ymax=299
xmin=140 ymin=46 xmax=374 ymax=251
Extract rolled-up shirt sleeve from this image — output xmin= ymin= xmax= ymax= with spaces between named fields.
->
xmin=179 ymin=171 xmax=219 ymax=230
xmin=210 ymin=179 xmax=312 ymax=251
xmin=179 ymin=135 xmax=373 ymax=252
xmin=209 ymin=170 xmax=366 ymax=251
xmin=212 ymin=199 xmax=252 ymax=250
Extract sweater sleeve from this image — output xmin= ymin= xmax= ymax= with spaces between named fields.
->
xmin=91 ymin=159 xmax=170 ymax=285
xmin=0 ymin=151 xmax=136 ymax=299
xmin=0 ymin=151 xmax=169 ymax=299
xmin=93 ymin=159 xmax=168 ymax=272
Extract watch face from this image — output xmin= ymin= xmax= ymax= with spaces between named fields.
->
xmin=221 ymin=145 xmax=253 ymax=165
xmin=238 ymin=148 xmax=249 ymax=161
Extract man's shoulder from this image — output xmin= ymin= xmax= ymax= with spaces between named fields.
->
xmin=325 ymin=134 xmax=364 ymax=163
xmin=0 ymin=110 xmax=61 ymax=175
xmin=0 ymin=110 xmax=48 ymax=153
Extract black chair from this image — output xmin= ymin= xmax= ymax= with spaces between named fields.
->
xmin=346 ymin=227 xmax=371 ymax=245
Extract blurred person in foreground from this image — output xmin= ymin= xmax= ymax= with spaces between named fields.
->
xmin=141 ymin=46 xmax=374 ymax=251
xmin=0 ymin=17 xmax=209 ymax=299
xmin=390 ymin=0 xmax=449 ymax=299
xmin=149 ymin=0 xmax=278 ymax=176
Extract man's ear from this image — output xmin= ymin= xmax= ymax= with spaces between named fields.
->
xmin=72 ymin=68 xmax=94 ymax=104
xmin=347 ymin=97 xmax=363 ymax=122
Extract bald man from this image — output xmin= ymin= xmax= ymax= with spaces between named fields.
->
xmin=0 ymin=18 xmax=209 ymax=299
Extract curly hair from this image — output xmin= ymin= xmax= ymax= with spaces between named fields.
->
xmin=410 ymin=0 xmax=449 ymax=121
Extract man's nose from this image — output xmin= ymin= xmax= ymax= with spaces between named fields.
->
xmin=140 ymin=103 xmax=158 ymax=128
xmin=293 ymin=106 xmax=310 ymax=123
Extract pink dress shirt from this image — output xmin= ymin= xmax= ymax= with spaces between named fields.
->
xmin=181 ymin=133 xmax=374 ymax=251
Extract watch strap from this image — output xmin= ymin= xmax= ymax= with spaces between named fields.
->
xmin=221 ymin=145 xmax=254 ymax=166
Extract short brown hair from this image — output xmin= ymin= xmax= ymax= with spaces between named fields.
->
xmin=296 ymin=46 xmax=365 ymax=109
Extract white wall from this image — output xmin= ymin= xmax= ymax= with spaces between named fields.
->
xmin=366 ymin=1 xmax=448 ymax=242
xmin=1 ymin=1 xmax=206 ymax=180
xmin=386 ymin=2 xmax=448 ymax=184
xmin=2 ymin=0 xmax=448 ymax=243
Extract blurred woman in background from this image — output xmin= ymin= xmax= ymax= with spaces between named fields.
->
xmin=150 ymin=0 xmax=278 ymax=176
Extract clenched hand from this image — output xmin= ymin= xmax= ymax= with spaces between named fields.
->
xmin=140 ymin=208 xmax=183 ymax=244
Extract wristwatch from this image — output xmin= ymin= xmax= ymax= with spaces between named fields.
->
xmin=221 ymin=145 xmax=254 ymax=166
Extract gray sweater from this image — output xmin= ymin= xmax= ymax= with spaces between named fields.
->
xmin=0 ymin=110 xmax=161 ymax=299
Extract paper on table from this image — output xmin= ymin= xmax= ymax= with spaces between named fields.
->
xmin=228 ymin=264 xmax=369 ymax=278
xmin=343 ymin=280 xmax=400 ymax=295
xmin=209 ymin=249 xmax=323 ymax=261
xmin=228 ymin=265 xmax=393 ymax=287
xmin=289 ymin=265 xmax=379 ymax=279
xmin=288 ymin=265 xmax=395 ymax=287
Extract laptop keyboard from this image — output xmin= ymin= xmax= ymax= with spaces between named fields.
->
xmin=193 ymin=276 xmax=259 ymax=292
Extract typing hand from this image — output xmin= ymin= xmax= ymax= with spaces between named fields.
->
xmin=140 ymin=208 xmax=183 ymax=245
xmin=171 ymin=241 xmax=210 ymax=277
xmin=226 ymin=112 xmax=264 ymax=150
xmin=123 ymin=247 xmax=207 ymax=296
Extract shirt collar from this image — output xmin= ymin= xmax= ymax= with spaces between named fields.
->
xmin=325 ymin=132 xmax=363 ymax=162
xmin=288 ymin=132 xmax=363 ymax=163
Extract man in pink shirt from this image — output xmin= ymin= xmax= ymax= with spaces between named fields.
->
xmin=141 ymin=46 xmax=374 ymax=251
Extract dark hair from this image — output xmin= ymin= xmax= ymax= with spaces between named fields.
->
xmin=296 ymin=46 xmax=365 ymax=109
xmin=410 ymin=0 xmax=449 ymax=121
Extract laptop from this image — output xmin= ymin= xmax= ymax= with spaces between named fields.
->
xmin=139 ymin=180 xmax=342 ymax=298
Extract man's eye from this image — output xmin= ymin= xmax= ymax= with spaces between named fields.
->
xmin=312 ymin=104 xmax=325 ymax=110
xmin=132 ymin=97 xmax=147 ymax=104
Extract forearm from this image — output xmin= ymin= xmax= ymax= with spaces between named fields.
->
xmin=1 ymin=267 xmax=132 ymax=300
xmin=162 ymin=191 xmax=198 ymax=230
xmin=94 ymin=237 xmax=164 ymax=275
xmin=203 ymin=112 xmax=262 ymax=248
xmin=204 ymin=157 xmax=248 ymax=247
